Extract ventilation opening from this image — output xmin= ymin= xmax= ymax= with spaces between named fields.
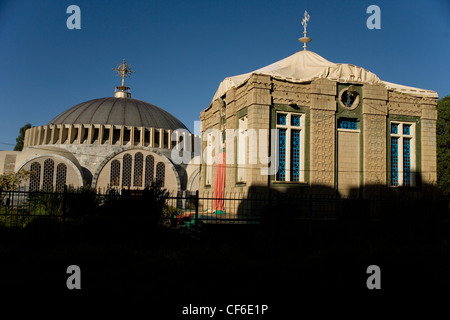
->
xmin=134 ymin=128 xmax=140 ymax=145
xmin=112 ymin=128 xmax=121 ymax=145
xmin=123 ymin=128 xmax=131 ymax=145
xmin=92 ymin=128 xmax=99 ymax=144
xmin=103 ymin=128 xmax=110 ymax=144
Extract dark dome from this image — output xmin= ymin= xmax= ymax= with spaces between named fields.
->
xmin=49 ymin=97 xmax=188 ymax=130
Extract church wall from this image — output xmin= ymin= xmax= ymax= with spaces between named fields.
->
xmin=0 ymin=151 xmax=20 ymax=175
xmin=421 ymin=101 xmax=438 ymax=185
xmin=362 ymin=85 xmax=388 ymax=191
xmin=246 ymin=74 xmax=271 ymax=188
xmin=309 ymin=80 xmax=336 ymax=192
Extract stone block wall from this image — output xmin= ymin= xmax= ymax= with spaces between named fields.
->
xmin=363 ymin=85 xmax=388 ymax=187
xmin=309 ymin=79 xmax=336 ymax=190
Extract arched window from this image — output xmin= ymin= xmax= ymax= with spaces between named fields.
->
xmin=110 ymin=160 xmax=121 ymax=187
xmin=29 ymin=162 xmax=41 ymax=191
xmin=144 ymin=155 xmax=154 ymax=187
xmin=122 ymin=154 xmax=132 ymax=187
xmin=55 ymin=163 xmax=67 ymax=193
xmin=133 ymin=152 xmax=143 ymax=187
xmin=42 ymin=159 xmax=55 ymax=191
xmin=155 ymin=162 xmax=165 ymax=187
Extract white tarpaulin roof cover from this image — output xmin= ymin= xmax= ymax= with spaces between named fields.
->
xmin=212 ymin=50 xmax=438 ymax=101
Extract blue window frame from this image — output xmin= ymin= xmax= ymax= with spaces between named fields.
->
xmin=338 ymin=119 xmax=358 ymax=130
xmin=291 ymin=130 xmax=301 ymax=181
xmin=390 ymin=122 xmax=414 ymax=187
xmin=277 ymin=114 xmax=287 ymax=125
xmin=391 ymin=123 xmax=399 ymax=134
xmin=275 ymin=112 xmax=303 ymax=182
xmin=391 ymin=137 xmax=399 ymax=186
xmin=403 ymin=124 xmax=411 ymax=135
xmin=403 ymin=138 xmax=411 ymax=186
xmin=292 ymin=115 xmax=301 ymax=127
xmin=276 ymin=129 xmax=286 ymax=181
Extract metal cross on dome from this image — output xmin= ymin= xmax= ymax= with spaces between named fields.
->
xmin=113 ymin=59 xmax=135 ymax=87
xmin=301 ymin=11 xmax=310 ymax=34
xmin=298 ymin=11 xmax=312 ymax=50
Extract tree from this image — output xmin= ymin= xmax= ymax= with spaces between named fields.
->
xmin=14 ymin=123 xmax=32 ymax=151
xmin=0 ymin=170 xmax=31 ymax=191
xmin=436 ymin=95 xmax=450 ymax=196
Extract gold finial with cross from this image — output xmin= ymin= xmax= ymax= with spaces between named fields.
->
xmin=113 ymin=59 xmax=135 ymax=87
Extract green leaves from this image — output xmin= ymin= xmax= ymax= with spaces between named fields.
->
xmin=437 ymin=96 xmax=450 ymax=195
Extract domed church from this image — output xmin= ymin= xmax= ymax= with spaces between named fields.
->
xmin=0 ymin=60 xmax=200 ymax=194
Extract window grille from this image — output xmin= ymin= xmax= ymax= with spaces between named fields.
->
xmin=277 ymin=114 xmax=287 ymax=125
xmin=338 ymin=119 xmax=358 ymax=130
xmin=42 ymin=159 xmax=55 ymax=191
xmin=276 ymin=129 xmax=287 ymax=181
xmin=391 ymin=123 xmax=399 ymax=134
xmin=403 ymin=138 xmax=411 ymax=186
xmin=291 ymin=115 xmax=301 ymax=127
xmin=145 ymin=155 xmax=154 ymax=187
xmin=110 ymin=160 xmax=121 ymax=187
xmin=55 ymin=163 xmax=67 ymax=193
xmin=403 ymin=124 xmax=411 ymax=135
xmin=391 ymin=137 xmax=399 ymax=186
xmin=291 ymin=130 xmax=301 ymax=181
xmin=29 ymin=162 xmax=41 ymax=191
xmin=275 ymin=112 xmax=303 ymax=182
xmin=133 ymin=152 xmax=143 ymax=187
xmin=122 ymin=154 xmax=132 ymax=187
xmin=390 ymin=122 xmax=414 ymax=186
xmin=156 ymin=162 xmax=165 ymax=187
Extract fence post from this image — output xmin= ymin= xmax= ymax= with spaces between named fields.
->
xmin=194 ymin=190 xmax=199 ymax=238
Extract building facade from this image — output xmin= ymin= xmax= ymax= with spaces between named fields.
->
xmin=199 ymin=49 xmax=438 ymax=202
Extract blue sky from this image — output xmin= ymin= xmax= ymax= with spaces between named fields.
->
xmin=0 ymin=0 xmax=449 ymax=150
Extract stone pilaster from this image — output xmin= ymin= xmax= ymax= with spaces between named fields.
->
xmin=362 ymin=84 xmax=388 ymax=187
xmin=247 ymin=74 xmax=271 ymax=187
xmin=309 ymin=80 xmax=336 ymax=189
xmin=421 ymin=99 xmax=438 ymax=184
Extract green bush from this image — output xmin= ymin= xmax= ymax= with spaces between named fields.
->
xmin=162 ymin=206 xmax=179 ymax=219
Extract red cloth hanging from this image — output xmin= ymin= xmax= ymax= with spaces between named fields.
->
xmin=213 ymin=152 xmax=226 ymax=211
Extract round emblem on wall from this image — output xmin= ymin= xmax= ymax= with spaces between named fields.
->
xmin=338 ymin=85 xmax=360 ymax=110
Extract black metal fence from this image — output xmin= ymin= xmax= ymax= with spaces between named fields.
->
xmin=1 ymin=189 xmax=449 ymax=240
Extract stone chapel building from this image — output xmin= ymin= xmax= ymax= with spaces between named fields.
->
xmin=199 ymin=32 xmax=438 ymax=201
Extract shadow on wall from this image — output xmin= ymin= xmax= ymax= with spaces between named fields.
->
xmin=233 ymin=174 xmax=448 ymax=245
